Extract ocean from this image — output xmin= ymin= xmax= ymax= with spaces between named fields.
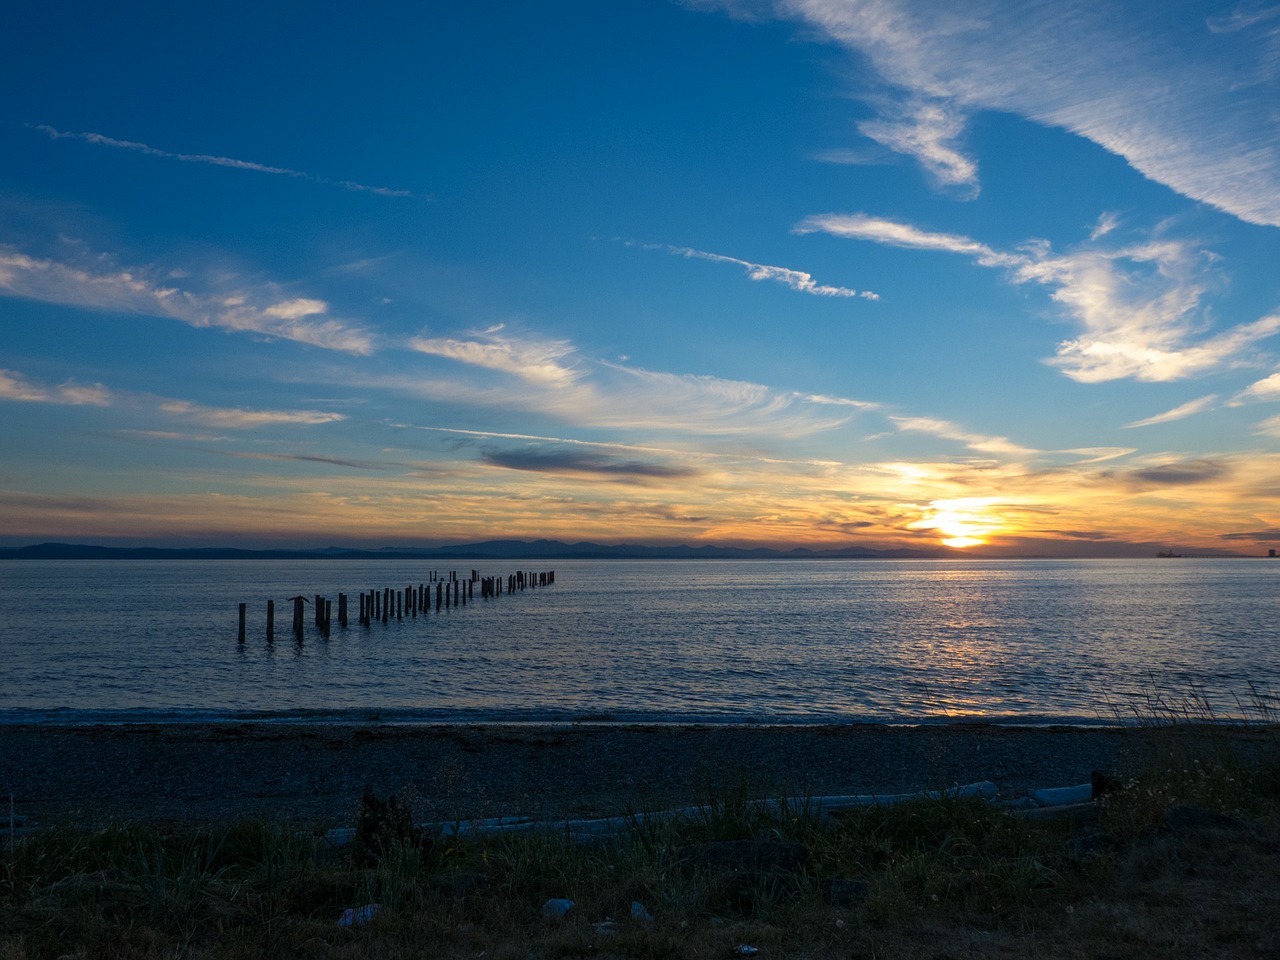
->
xmin=1 ymin=557 xmax=1276 ymax=725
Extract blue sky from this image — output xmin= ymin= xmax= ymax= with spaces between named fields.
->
xmin=2 ymin=0 xmax=1279 ymax=555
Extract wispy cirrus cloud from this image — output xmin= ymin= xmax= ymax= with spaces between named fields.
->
xmin=799 ymin=213 xmax=1280 ymax=383
xmin=408 ymin=325 xmax=580 ymax=388
xmin=1089 ymin=212 xmax=1121 ymax=242
xmin=889 ymin=415 xmax=1035 ymax=456
xmin=716 ymin=0 xmax=1280 ymax=227
xmin=33 ymin=125 xmax=416 ymax=198
xmin=400 ymin=320 xmax=859 ymax=436
xmin=1207 ymin=3 xmax=1280 ymax=34
xmin=0 ymin=367 xmax=345 ymax=431
xmin=0 ymin=246 xmax=375 ymax=355
xmin=1123 ymin=394 xmax=1218 ymax=428
xmin=157 ymin=399 xmax=346 ymax=429
xmin=1256 ymin=413 xmax=1280 ymax=437
xmin=795 ymin=213 xmax=1014 ymax=264
xmin=857 ymin=99 xmax=978 ymax=196
xmin=1229 ymin=371 xmax=1280 ymax=405
xmin=384 ymin=336 xmax=856 ymax=437
xmin=800 ymin=393 xmax=881 ymax=411
xmin=587 ymin=361 xmax=851 ymax=435
xmin=1062 ymin=447 xmax=1136 ymax=464
xmin=663 ymin=244 xmax=879 ymax=299
xmin=0 ymin=368 xmax=111 ymax=406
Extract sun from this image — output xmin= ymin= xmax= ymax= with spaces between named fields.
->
xmin=909 ymin=499 xmax=1005 ymax=549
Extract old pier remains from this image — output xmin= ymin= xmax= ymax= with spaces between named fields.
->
xmin=239 ymin=569 xmax=556 ymax=642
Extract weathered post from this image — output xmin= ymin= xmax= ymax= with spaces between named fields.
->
xmin=383 ymin=588 xmax=390 ymax=624
xmin=339 ymin=593 xmax=347 ymax=628
xmin=324 ymin=599 xmax=332 ymax=637
xmin=238 ymin=602 xmax=246 ymax=643
xmin=267 ymin=599 xmax=274 ymax=642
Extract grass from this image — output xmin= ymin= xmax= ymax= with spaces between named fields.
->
xmin=4 ymin=723 xmax=1280 ymax=959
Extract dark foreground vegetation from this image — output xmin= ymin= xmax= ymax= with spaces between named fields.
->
xmin=4 ymin=724 xmax=1279 ymax=959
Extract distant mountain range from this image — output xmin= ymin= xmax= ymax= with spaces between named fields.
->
xmin=0 ymin=540 xmax=948 ymax=561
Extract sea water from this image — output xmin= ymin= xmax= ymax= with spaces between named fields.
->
xmin=1 ymin=558 xmax=1277 ymax=725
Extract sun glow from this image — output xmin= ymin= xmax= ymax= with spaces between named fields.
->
xmin=909 ymin=498 xmax=1005 ymax=549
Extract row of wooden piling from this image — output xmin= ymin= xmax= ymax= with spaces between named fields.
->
xmin=236 ymin=569 xmax=556 ymax=642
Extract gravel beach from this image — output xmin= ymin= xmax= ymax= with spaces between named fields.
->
xmin=0 ymin=723 xmax=1168 ymax=830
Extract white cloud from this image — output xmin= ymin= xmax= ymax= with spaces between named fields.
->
xmin=1230 ymin=371 xmax=1280 ymax=405
xmin=801 ymin=393 xmax=881 ymax=410
xmin=800 ymin=214 xmax=1280 ymax=382
xmin=794 ymin=213 xmax=1013 ymax=265
xmin=1062 ymin=447 xmax=1136 ymax=464
xmin=0 ymin=368 xmax=111 ymax=406
xmin=1090 ymin=212 xmax=1120 ymax=241
xmin=157 ymin=399 xmax=347 ymax=428
xmin=262 ymin=299 xmax=329 ymax=320
xmin=750 ymin=0 xmax=1280 ymax=226
xmin=1123 ymin=394 xmax=1218 ymax=428
xmin=0 ymin=246 xmax=375 ymax=355
xmin=408 ymin=328 xmax=579 ymax=388
xmin=380 ymin=336 xmax=857 ymax=437
xmin=889 ymin=414 xmax=1035 ymax=456
xmin=1207 ymin=3 xmax=1280 ymax=34
xmin=34 ymin=125 xmax=415 ymax=198
xmin=857 ymin=98 xmax=978 ymax=195
xmin=666 ymin=245 xmax=878 ymax=298
xmin=1256 ymin=412 xmax=1280 ymax=436
xmin=0 ymin=367 xmax=344 ymax=428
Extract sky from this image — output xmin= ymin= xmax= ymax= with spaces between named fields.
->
xmin=2 ymin=0 xmax=1280 ymax=556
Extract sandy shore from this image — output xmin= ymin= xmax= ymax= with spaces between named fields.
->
xmin=0 ymin=722 xmax=1183 ymax=829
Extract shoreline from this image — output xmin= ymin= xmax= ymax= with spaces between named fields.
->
xmin=8 ymin=720 xmax=1259 ymax=830
xmin=0 ymin=714 xmax=1141 ymax=728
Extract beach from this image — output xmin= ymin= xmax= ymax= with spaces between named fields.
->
xmin=0 ymin=722 xmax=1162 ymax=828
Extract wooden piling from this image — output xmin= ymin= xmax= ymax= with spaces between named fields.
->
xmin=339 ymin=593 xmax=347 ymax=628
xmin=238 ymin=602 xmax=246 ymax=642
xmin=267 ymin=599 xmax=274 ymax=642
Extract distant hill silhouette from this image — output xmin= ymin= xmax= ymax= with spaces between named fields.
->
xmin=0 ymin=540 xmax=946 ymax=561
